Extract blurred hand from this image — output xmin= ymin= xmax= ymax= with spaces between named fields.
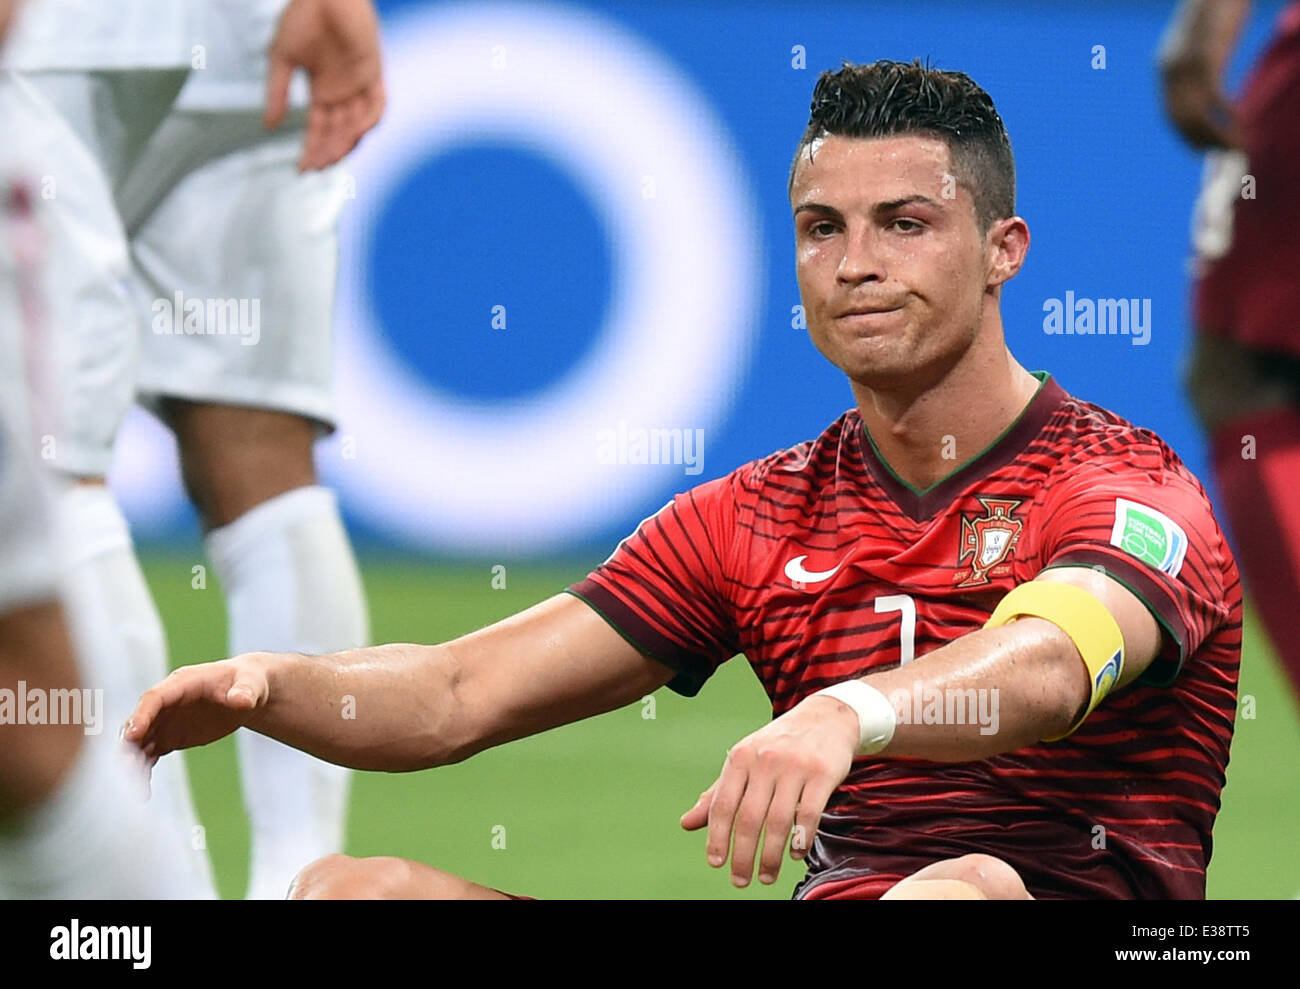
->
xmin=122 ymin=655 xmax=273 ymax=767
xmin=680 ymin=694 xmax=859 ymax=887
xmin=0 ymin=0 xmax=19 ymax=45
xmin=1157 ymin=0 xmax=1250 ymax=150
xmin=265 ymin=0 xmax=386 ymax=171
xmin=1161 ymin=56 xmax=1244 ymax=150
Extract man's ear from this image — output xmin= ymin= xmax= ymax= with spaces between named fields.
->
xmin=986 ymin=216 xmax=1030 ymax=289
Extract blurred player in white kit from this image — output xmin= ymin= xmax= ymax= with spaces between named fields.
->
xmin=0 ymin=0 xmax=210 ymax=898
xmin=0 ymin=0 xmax=383 ymax=898
xmin=0 ymin=258 xmax=203 ymax=898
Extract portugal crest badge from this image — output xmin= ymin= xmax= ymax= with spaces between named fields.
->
xmin=956 ymin=496 xmax=1024 ymax=587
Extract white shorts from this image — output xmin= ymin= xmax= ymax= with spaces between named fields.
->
xmin=123 ymin=109 xmax=349 ymax=432
xmin=2 ymin=68 xmax=187 ymax=478
xmin=10 ymin=69 xmax=347 ymax=477
xmin=0 ymin=177 xmax=58 ymax=612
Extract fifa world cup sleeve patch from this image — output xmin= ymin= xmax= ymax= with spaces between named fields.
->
xmin=1109 ymin=497 xmax=1189 ymax=578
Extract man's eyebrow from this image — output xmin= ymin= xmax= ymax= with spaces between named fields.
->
xmin=792 ymin=194 xmax=947 ymax=219
xmin=874 ymin=194 xmax=946 ymax=213
xmin=792 ymin=202 xmax=842 ymax=219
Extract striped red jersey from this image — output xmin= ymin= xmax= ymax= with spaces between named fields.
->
xmin=569 ymin=373 xmax=1241 ymax=899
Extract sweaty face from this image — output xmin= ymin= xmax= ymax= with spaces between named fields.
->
xmin=791 ymin=134 xmax=993 ymax=391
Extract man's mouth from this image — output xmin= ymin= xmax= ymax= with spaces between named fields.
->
xmin=837 ymin=304 xmax=903 ymax=317
xmin=836 ymin=306 xmax=904 ymax=327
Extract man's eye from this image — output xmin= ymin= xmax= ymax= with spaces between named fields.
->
xmin=891 ymin=218 xmax=924 ymax=233
xmin=809 ymin=221 xmax=837 ymax=237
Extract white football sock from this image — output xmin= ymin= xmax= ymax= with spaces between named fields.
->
xmin=0 ymin=735 xmax=202 ymax=899
xmin=204 ymin=485 xmax=368 ymax=900
xmin=53 ymin=483 xmax=216 ymax=898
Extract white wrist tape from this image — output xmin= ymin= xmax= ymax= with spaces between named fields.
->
xmin=815 ymin=680 xmax=897 ymax=755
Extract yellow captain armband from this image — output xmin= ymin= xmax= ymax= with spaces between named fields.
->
xmin=983 ymin=580 xmax=1125 ymax=742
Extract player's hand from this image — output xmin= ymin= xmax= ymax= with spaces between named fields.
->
xmin=0 ymin=0 xmax=19 ymax=45
xmin=680 ymin=694 xmax=859 ymax=887
xmin=265 ymin=0 xmax=386 ymax=171
xmin=121 ymin=654 xmax=273 ymax=768
xmin=1161 ymin=57 xmax=1243 ymax=150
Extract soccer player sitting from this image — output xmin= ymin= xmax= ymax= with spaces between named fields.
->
xmin=125 ymin=59 xmax=1241 ymax=900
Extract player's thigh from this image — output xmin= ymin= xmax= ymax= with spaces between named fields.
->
xmin=160 ymin=400 xmax=317 ymax=528
xmin=129 ymin=110 xmax=345 ymax=446
xmin=289 ymin=854 xmax=516 ymax=901
xmin=881 ymin=853 xmax=1034 ymax=900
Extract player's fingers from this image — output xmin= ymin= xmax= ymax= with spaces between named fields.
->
xmin=122 ymin=690 xmax=163 ymax=744
xmin=303 ymin=105 xmax=342 ymax=171
xmin=122 ymin=666 xmax=209 ymax=743
xmin=312 ymin=103 xmax=354 ymax=172
xmin=138 ymin=738 xmax=165 ymax=767
xmin=299 ymin=103 xmax=333 ymax=172
xmin=225 ymin=674 xmax=264 ymax=709
xmin=323 ymin=98 xmax=368 ymax=168
xmin=346 ymin=78 xmax=386 ymax=144
xmin=725 ymin=772 xmax=777 ymax=888
xmin=221 ymin=655 xmax=272 ymax=711
xmin=336 ymin=80 xmax=385 ymax=158
xmin=361 ymin=78 xmax=386 ymax=133
xmin=703 ymin=761 xmax=748 ymax=869
xmin=791 ymin=774 xmax=838 ymax=862
xmin=757 ymin=775 xmax=803 ymax=885
xmin=340 ymin=87 xmax=384 ymax=158
xmin=680 ymin=782 xmax=717 ymax=831
xmin=125 ymin=659 xmax=262 ymax=749
xmin=264 ymin=54 xmax=294 ymax=131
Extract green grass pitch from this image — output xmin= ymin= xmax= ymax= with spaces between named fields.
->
xmin=142 ymin=552 xmax=1300 ymax=900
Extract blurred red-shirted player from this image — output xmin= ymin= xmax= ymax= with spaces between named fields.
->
xmin=1162 ymin=0 xmax=1300 ymax=705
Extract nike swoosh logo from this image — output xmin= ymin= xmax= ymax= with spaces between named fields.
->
xmin=784 ymin=555 xmax=846 ymax=584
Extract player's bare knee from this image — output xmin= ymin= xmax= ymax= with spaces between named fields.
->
xmin=886 ymin=853 xmax=1031 ymax=900
xmin=881 ymin=878 xmax=988 ymax=900
xmin=287 ymin=853 xmax=361 ymax=899
xmin=356 ymin=856 xmax=432 ymax=898
xmin=288 ymin=855 xmax=418 ymax=900
xmin=288 ymin=854 xmax=473 ymax=900
xmin=939 ymin=853 xmax=1031 ymax=899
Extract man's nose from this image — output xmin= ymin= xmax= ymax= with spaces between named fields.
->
xmin=837 ymin=225 xmax=886 ymax=284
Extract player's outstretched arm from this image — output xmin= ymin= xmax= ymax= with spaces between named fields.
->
xmin=683 ymin=567 xmax=1163 ymax=887
xmin=124 ymin=593 xmax=675 ymax=772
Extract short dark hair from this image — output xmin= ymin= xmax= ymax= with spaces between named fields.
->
xmin=789 ymin=59 xmax=1015 ymax=232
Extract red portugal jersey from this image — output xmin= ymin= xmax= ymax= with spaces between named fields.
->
xmin=1194 ymin=0 xmax=1300 ymax=356
xmin=569 ymin=373 xmax=1241 ymax=899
